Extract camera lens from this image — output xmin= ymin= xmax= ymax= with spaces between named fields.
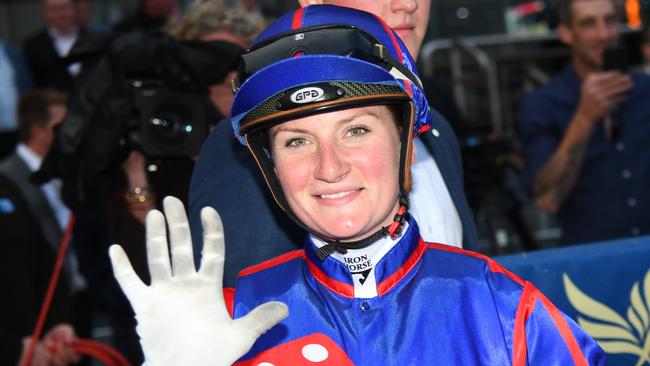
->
xmin=139 ymin=91 xmax=210 ymax=157
xmin=147 ymin=104 xmax=193 ymax=144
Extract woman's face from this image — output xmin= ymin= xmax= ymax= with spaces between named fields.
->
xmin=270 ymin=105 xmax=402 ymax=241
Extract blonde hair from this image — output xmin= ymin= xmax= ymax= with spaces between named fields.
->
xmin=167 ymin=0 xmax=266 ymax=44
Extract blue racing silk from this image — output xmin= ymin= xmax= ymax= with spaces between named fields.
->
xmin=232 ymin=218 xmax=604 ymax=365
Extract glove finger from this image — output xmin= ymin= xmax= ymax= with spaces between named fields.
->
xmin=235 ymin=301 xmax=288 ymax=339
xmin=146 ymin=209 xmax=172 ymax=282
xmin=109 ymin=244 xmax=146 ymax=304
xmin=198 ymin=207 xmax=225 ymax=288
xmin=163 ymin=196 xmax=196 ymax=277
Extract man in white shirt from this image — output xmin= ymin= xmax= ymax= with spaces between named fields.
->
xmin=23 ymin=0 xmax=82 ymax=92
xmin=0 ymin=89 xmax=86 ymax=291
xmin=0 ymin=89 xmax=82 ymax=366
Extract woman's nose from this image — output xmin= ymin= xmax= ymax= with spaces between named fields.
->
xmin=391 ymin=0 xmax=418 ymax=13
xmin=313 ymin=143 xmax=351 ymax=183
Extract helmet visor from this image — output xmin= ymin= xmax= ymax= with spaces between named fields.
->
xmin=236 ymin=25 xmax=423 ymax=90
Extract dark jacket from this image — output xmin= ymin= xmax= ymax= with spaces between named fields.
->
xmin=22 ymin=29 xmax=77 ymax=92
xmin=0 ymin=168 xmax=72 ymax=365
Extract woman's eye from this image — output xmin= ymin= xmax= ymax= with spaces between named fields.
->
xmin=347 ymin=126 xmax=369 ymax=136
xmin=286 ymin=137 xmax=308 ymax=147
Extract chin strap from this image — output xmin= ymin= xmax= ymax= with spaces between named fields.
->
xmin=316 ymin=196 xmax=409 ymax=261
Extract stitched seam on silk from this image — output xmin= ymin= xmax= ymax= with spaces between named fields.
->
xmin=425 ymin=243 xmax=525 ymax=285
xmin=513 ymin=282 xmax=536 ymax=366
xmin=377 ymin=238 xmax=427 ymax=295
xmin=304 ymin=257 xmax=355 ymax=298
xmin=533 ymin=286 xmax=589 ymax=366
xmin=237 ymin=250 xmax=305 ymax=277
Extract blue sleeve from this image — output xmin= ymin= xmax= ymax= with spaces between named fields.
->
xmin=188 ymin=119 xmax=305 ymax=287
xmin=523 ymin=285 xmax=605 ymax=365
xmin=517 ymin=91 xmax=561 ymax=192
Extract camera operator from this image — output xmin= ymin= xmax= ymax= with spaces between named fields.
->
xmin=518 ymin=0 xmax=650 ymax=245
xmin=33 ymin=11 xmax=246 ymax=361
xmin=113 ymin=0 xmax=179 ymax=33
xmin=166 ymin=0 xmax=266 ymax=117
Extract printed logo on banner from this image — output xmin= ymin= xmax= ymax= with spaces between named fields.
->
xmin=564 ymin=270 xmax=650 ymax=365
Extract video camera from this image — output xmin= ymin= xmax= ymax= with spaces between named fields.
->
xmin=34 ymin=31 xmax=243 ymax=215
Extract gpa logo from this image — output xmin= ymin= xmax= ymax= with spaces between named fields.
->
xmin=290 ymin=87 xmax=325 ymax=104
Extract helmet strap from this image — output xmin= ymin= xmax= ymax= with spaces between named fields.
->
xmin=315 ymin=195 xmax=409 ymax=261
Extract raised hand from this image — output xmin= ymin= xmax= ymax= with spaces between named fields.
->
xmin=576 ymin=71 xmax=632 ymax=125
xmin=109 ymin=196 xmax=288 ymax=366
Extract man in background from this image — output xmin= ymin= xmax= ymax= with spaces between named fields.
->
xmin=23 ymin=0 xmax=83 ymax=93
xmin=113 ymin=0 xmax=178 ymax=33
xmin=0 ymin=89 xmax=81 ymax=366
xmin=518 ymin=0 xmax=650 ymax=244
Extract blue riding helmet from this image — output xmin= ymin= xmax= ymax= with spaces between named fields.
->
xmin=230 ymin=5 xmax=433 ymax=247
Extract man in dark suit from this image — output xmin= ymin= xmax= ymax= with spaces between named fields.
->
xmin=0 ymin=89 xmax=80 ymax=365
xmin=189 ymin=0 xmax=479 ymax=288
xmin=23 ymin=0 xmax=82 ymax=93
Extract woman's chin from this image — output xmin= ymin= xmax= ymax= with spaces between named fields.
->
xmin=312 ymin=220 xmax=373 ymax=242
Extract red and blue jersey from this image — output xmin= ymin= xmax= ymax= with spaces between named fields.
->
xmin=231 ymin=219 xmax=604 ymax=365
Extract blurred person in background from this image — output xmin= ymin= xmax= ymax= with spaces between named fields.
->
xmin=113 ymin=0 xmax=179 ymax=33
xmin=23 ymin=0 xmax=84 ymax=93
xmin=59 ymin=4 xmax=250 ymax=363
xmin=639 ymin=22 xmax=650 ymax=74
xmin=188 ymin=0 xmax=479 ymax=289
xmin=518 ymin=0 xmax=650 ymax=245
xmin=167 ymin=0 xmax=265 ymax=118
xmin=0 ymin=90 xmax=82 ymax=366
xmin=73 ymin=0 xmax=107 ymax=33
xmin=73 ymin=0 xmax=92 ymax=30
xmin=0 ymin=37 xmax=33 ymax=159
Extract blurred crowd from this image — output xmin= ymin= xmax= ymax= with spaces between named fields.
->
xmin=0 ymin=0 xmax=649 ymax=364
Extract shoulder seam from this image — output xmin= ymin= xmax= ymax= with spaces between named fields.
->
xmin=237 ymin=249 xmax=305 ymax=278
xmin=424 ymin=242 xmax=524 ymax=285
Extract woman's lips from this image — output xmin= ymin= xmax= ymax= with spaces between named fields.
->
xmin=393 ymin=24 xmax=415 ymax=39
xmin=320 ymin=190 xmax=355 ymax=199
xmin=314 ymin=189 xmax=361 ymax=206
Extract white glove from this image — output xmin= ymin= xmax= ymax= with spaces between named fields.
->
xmin=109 ymin=196 xmax=288 ymax=366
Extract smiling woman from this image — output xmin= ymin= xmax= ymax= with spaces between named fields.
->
xmin=108 ymin=4 xmax=605 ymax=366
xmin=270 ymin=106 xmax=402 ymax=242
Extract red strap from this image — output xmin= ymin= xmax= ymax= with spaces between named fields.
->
xmin=21 ymin=215 xmax=76 ymax=366
xmin=73 ymin=339 xmax=133 ymax=366
xmin=20 ymin=215 xmax=132 ymax=366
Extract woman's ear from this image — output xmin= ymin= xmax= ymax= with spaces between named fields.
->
xmin=297 ymin=0 xmax=324 ymax=7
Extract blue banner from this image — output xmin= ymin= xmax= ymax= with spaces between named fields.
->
xmin=496 ymin=236 xmax=650 ymax=366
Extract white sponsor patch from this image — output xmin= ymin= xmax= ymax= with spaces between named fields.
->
xmin=290 ymin=87 xmax=325 ymax=104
